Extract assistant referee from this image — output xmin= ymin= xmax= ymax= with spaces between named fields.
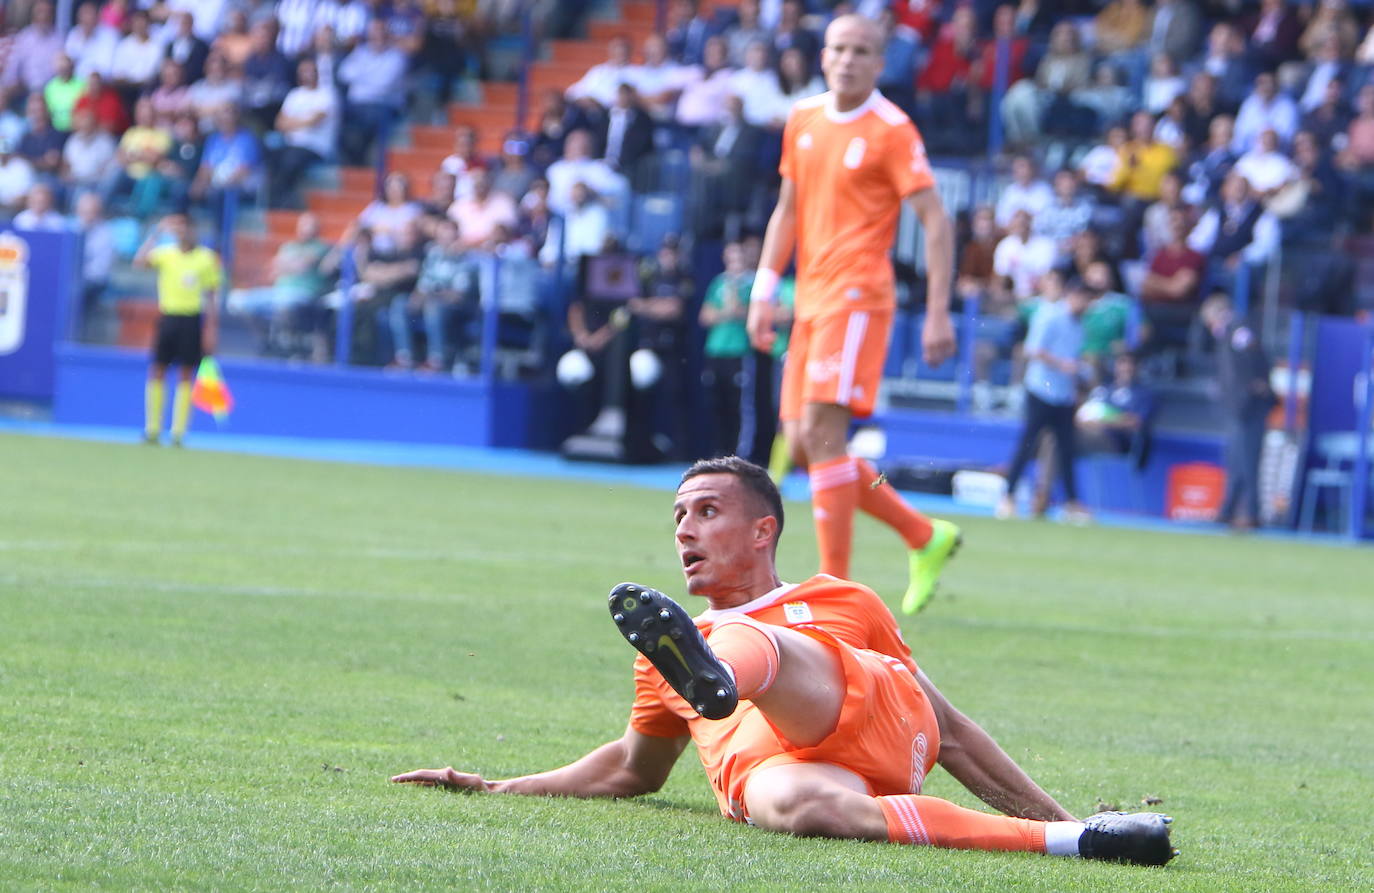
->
xmin=133 ymin=212 xmax=223 ymax=446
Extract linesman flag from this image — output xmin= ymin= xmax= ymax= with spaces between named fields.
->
xmin=192 ymin=357 xmax=234 ymax=423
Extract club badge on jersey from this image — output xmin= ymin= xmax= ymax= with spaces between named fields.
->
xmin=783 ymin=601 xmax=814 ymax=624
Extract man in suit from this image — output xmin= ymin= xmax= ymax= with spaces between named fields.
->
xmin=690 ymin=94 xmax=762 ymax=237
xmin=1150 ymin=0 xmax=1203 ymax=65
xmin=601 ymin=83 xmax=655 ymax=190
xmin=163 ymin=11 xmax=210 ymax=84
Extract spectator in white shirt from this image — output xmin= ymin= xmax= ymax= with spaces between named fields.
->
xmin=566 ymin=36 xmax=636 ymax=111
xmin=0 ymin=139 xmax=37 ymax=215
xmin=13 ymin=183 xmax=70 ymax=230
xmin=187 ymin=51 xmax=245 ymax=134
xmin=993 ymin=209 xmax=1058 ymax=301
xmin=67 ymin=2 xmax=121 ymax=80
xmin=627 ymin=33 xmax=693 ymax=120
xmin=62 ymin=109 xmax=117 ymax=192
xmin=336 ymin=20 xmax=408 ymax=164
xmin=1232 ymin=71 xmax=1298 ymax=154
xmin=995 ymin=155 xmax=1055 ymax=228
xmin=725 ymin=0 xmax=769 ymax=67
xmin=112 ymin=11 xmax=166 ymax=103
xmin=770 ymin=46 xmax=825 ymax=122
xmin=271 ymin=57 xmax=338 ymax=206
xmin=676 ymin=35 xmax=736 ymax=128
xmin=541 ymin=181 xmax=610 ymax=267
xmin=1234 ymin=127 xmax=1297 ymax=197
xmin=450 ymin=168 xmax=518 ymax=248
xmin=75 ymin=191 xmax=115 ymax=329
xmin=439 ymin=124 xmax=488 ymax=201
xmin=2 ymin=0 xmax=64 ymax=97
xmin=545 ymin=128 xmax=628 ymax=216
xmin=728 ymin=41 xmax=786 ymax=129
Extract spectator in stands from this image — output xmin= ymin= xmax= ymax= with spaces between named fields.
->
xmin=916 ymin=6 xmax=981 ymax=153
xmin=189 ymin=104 xmax=263 ymax=223
xmin=1188 ymin=171 xmax=1265 ymax=294
xmin=1000 ymin=20 xmax=1092 ymax=148
xmin=416 ymin=0 xmax=469 ymax=109
xmin=545 ymin=128 xmax=625 ymax=216
xmin=774 ymin=45 xmax=824 ymax=112
xmin=440 ymin=125 xmax=489 ymax=200
xmin=227 ymin=211 xmax=333 ymax=341
xmin=566 ymin=35 xmax=635 ymax=112
xmin=358 ymin=171 xmax=422 ymax=252
xmin=665 ymin=0 xmax=714 ymax=66
xmin=384 ymin=0 xmax=427 ymax=58
xmin=104 ymin=96 xmax=169 ymax=215
xmin=354 ymin=217 xmax=423 ymax=364
xmin=389 ymin=216 xmax=474 ymax=372
xmin=271 ymin=57 xmax=338 ymax=207
xmin=1246 ymin=0 xmax=1301 ymax=70
xmin=601 ymin=84 xmax=654 ymax=184
xmin=1079 ymin=259 xmax=1133 ymax=378
xmin=729 ymin=40 xmax=786 ymax=130
xmin=68 ymin=1 xmax=120 ymax=80
xmin=1034 ymin=168 xmax=1093 ymax=255
xmin=330 ymin=0 xmax=373 ymax=51
xmin=1187 ymin=22 xmax=1252 ymax=114
xmin=1183 ymin=113 xmax=1236 ymax=204
xmin=75 ymin=71 xmax=130 ymax=137
xmin=44 ymin=54 xmax=85 ymax=134
xmin=529 ymin=89 xmax=581 ymax=168
xmin=1074 ymin=62 xmax=1134 ymax=135
xmin=875 ymin=7 xmax=918 ymax=116
xmin=160 ymin=111 xmax=203 ymax=209
xmin=1143 ymin=52 xmax=1187 ymax=115
xmin=1299 ymin=0 xmax=1359 ymax=60
xmin=1235 ymin=126 xmax=1297 ymax=199
xmin=725 ymin=0 xmax=768 ymax=68
xmin=310 ymin=23 xmax=342 ymax=92
xmin=1073 ymin=349 xmax=1155 ymax=456
xmin=773 ymin=0 xmax=819 ymax=61
xmin=628 ymin=237 xmax=692 ymax=459
xmin=517 ymin=177 xmax=553 ymax=256
xmin=13 ymin=181 xmax=66 ymax=229
xmin=629 ymin=34 xmax=692 ymax=124
xmin=1061 ymin=228 xmax=1120 ymax=292
xmin=213 ymin=9 xmax=255 ymax=71
xmin=542 ymin=180 xmax=610 ymax=267
xmin=337 ymin=20 xmax=407 ymax=164
xmin=700 ymin=240 xmax=752 ymax=457
xmin=1202 ymin=293 xmax=1275 ymax=531
xmin=187 ymin=52 xmax=243 ymax=134
xmin=1141 ymin=168 xmax=1187 ymax=257
xmin=241 ymin=19 xmax=294 ymax=135
xmin=1148 ymin=0 xmax=1203 ymax=65
xmin=1233 ymin=70 xmax=1298 ymax=154
xmin=690 ymin=93 xmax=761 ymax=237
xmin=149 ymin=60 xmax=192 ymax=129
xmin=1297 ymin=34 xmax=1349 ymax=118
xmin=492 ymin=133 xmax=535 ymax=201
xmin=676 ymin=35 xmax=735 ymax=128
xmin=997 ymin=275 xmax=1094 ymax=523
xmin=112 ymin=10 xmax=164 ymax=106
xmin=2 ymin=0 xmax=60 ymax=99
xmin=0 ymin=86 xmax=24 ymax=147
xmin=451 ymin=167 xmax=518 ymax=249
xmin=1284 ymin=128 xmax=1346 ymax=236
xmin=17 ymin=94 xmax=64 ymax=185
xmin=993 ymin=208 xmax=1057 ymax=302
xmin=74 ymin=191 xmax=114 ymax=329
xmin=1140 ymin=207 xmax=1205 ymax=349
xmin=1168 ymin=71 xmax=1220 ymax=149
xmin=417 ymin=168 xmax=457 ymax=235
xmin=995 ymin=154 xmax=1053 ymax=229
xmin=0 ymin=138 xmax=36 ymax=215
xmin=1110 ymin=109 xmax=1179 ymax=206
xmin=163 ymin=11 xmax=209 ymax=85
xmin=1301 ymin=75 xmax=1350 ymax=149
xmin=957 ymin=205 xmax=999 ymax=303
xmin=62 ymin=107 xmax=116 ymax=196
xmin=1093 ymin=0 xmax=1150 ymax=72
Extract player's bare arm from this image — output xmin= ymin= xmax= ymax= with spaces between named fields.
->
xmin=747 ymin=178 xmax=797 ymax=353
xmin=905 ymin=188 xmax=956 ymax=367
xmin=916 ymin=669 xmax=1076 ymax=823
xmin=392 ymin=728 xmax=688 ymax=799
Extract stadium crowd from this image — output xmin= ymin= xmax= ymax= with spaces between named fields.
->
xmin=1 ymin=0 xmax=1371 ymax=459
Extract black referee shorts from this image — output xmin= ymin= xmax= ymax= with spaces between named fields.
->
xmin=152 ymin=313 xmax=204 ymax=368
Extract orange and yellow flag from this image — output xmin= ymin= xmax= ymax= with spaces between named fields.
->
xmin=192 ymin=357 xmax=233 ymax=423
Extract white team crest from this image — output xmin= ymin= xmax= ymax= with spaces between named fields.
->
xmin=843 ymin=137 xmax=867 ymax=169
xmin=783 ymin=601 xmax=813 ymax=624
xmin=798 ymin=132 xmax=813 ymax=149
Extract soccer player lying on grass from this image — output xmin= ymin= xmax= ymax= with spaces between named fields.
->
xmin=393 ymin=457 xmax=1176 ymax=866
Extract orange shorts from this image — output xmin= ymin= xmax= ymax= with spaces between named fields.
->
xmin=779 ymin=308 xmax=894 ymax=422
xmin=724 ymin=626 xmax=941 ymax=823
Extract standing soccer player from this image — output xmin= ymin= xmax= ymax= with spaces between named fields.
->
xmin=745 ymin=15 xmax=959 ymax=614
xmin=134 ymin=212 xmax=222 ymax=446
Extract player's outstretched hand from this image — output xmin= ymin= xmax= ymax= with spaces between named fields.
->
xmin=921 ymin=311 xmax=956 ymax=367
xmin=746 ymin=300 xmax=776 ymax=353
xmin=390 ymin=767 xmax=492 ymax=791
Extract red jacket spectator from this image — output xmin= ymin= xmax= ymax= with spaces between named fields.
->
xmin=892 ymin=0 xmax=938 ymax=42
xmin=73 ymin=73 xmax=130 ymax=135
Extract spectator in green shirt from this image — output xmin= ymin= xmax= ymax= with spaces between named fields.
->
xmin=43 ymin=54 xmax=85 ymax=133
xmin=700 ymin=241 xmax=753 ymax=457
xmin=1080 ymin=259 xmax=1132 ymax=381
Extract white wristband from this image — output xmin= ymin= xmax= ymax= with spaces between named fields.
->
xmin=752 ymin=268 xmax=780 ymax=303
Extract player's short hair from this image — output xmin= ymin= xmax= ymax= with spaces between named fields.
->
xmin=681 ymin=456 xmax=784 ymax=544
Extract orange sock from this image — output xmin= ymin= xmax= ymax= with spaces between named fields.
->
xmin=707 ymin=616 xmax=781 ymax=700
xmin=855 ymin=459 xmax=934 ymax=549
xmin=809 ymin=456 xmax=859 ymax=578
xmin=877 ymin=795 xmax=1046 ymax=852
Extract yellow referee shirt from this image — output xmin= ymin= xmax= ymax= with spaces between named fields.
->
xmin=149 ymin=244 xmax=223 ymax=316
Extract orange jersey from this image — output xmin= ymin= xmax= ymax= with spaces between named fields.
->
xmin=629 ymin=575 xmax=939 ymax=821
xmin=779 ymin=91 xmax=935 ymax=322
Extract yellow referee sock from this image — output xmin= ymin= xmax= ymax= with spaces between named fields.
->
xmin=170 ymin=381 xmax=193 ymax=443
xmin=144 ymin=379 xmax=165 ymax=441
xmin=768 ymin=433 xmax=792 ymax=484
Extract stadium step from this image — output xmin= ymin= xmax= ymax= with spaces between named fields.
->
xmin=266 ymin=209 xmax=354 ymax=241
xmin=231 ymin=232 xmax=280 ymax=289
xmin=305 ymin=191 xmax=373 ymax=217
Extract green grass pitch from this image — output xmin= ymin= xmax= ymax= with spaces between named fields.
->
xmin=2 ymin=432 xmax=1371 ymax=891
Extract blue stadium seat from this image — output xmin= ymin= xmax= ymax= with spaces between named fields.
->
xmin=884 ymin=310 xmax=912 ymax=378
xmin=627 ymin=193 xmax=684 ymax=254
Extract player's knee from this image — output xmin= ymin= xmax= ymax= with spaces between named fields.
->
xmin=797 ymin=416 xmax=842 ymax=461
xmin=751 ymin=780 xmax=852 ymax=838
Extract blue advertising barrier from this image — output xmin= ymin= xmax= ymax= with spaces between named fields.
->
xmin=1299 ymin=316 xmax=1374 ymax=540
xmin=0 ymin=227 xmax=81 ymax=403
